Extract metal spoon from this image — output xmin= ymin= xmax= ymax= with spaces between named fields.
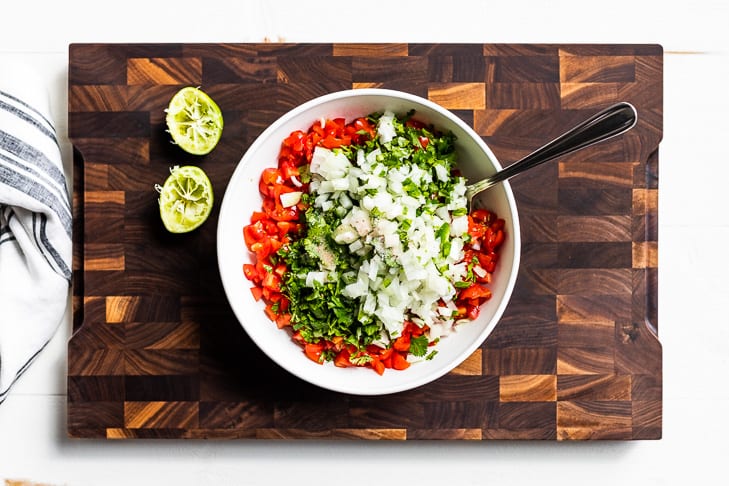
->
xmin=465 ymin=102 xmax=638 ymax=208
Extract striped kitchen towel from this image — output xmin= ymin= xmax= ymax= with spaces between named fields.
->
xmin=0 ymin=62 xmax=71 ymax=404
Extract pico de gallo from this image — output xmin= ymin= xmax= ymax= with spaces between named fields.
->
xmin=242 ymin=110 xmax=505 ymax=375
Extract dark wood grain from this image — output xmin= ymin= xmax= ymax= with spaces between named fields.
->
xmin=68 ymin=43 xmax=662 ymax=440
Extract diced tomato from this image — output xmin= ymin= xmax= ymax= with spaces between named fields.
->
xmin=283 ymin=130 xmax=306 ymax=150
xmin=273 ymin=182 xmax=296 ymax=198
xmin=264 ymin=303 xmax=278 ymax=321
xmin=250 ymin=211 xmax=268 ymax=223
xmin=466 ymin=304 xmax=480 ymax=320
xmin=261 ymin=197 xmax=274 ymax=214
xmin=378 ymin=347 xmax=394 ymax=361
xmin=250 ymin=239 xmax=272 ymax=260
xmin=346 ymin=117 xmax=376 ymax=144
xmin=243 ymin=263 xmax=259 ymax=281
xmin=393 ymin=334 xmax=410 ymax=352
xmin=470 ymin=209 xmax=492 ymax=224
xmin=405 ymin=118 xmax=426 ymax=129
xmin=391 ymin=352 xmax=411 ymax=370
xmin=404 ymin=321 xmax=426 ymax=337
xmin=475 ymin=268 xmax=492 ymax=284
xmin=243 ymin=221 xmax=266 ymax=248
xmin=273 ymin=264 xmax=287 ymax=277
xmin=259 ymin=168 xmax=283 ymax=197
xmin=276 ymin=221 xmax=300 ymax=238
xmin=334 ymin=349 xmax=352 ymax=368
xmin=304 ymin=342 xmax=324 ymax=364
xmin=270 ymin=204 xmax=299 ymax=222
xmin=280 ymin=162 xmax=300 ymax=180
xmin=320 ymin=135 xmax=351 ymax=149
xmin=269 ymin=238 xmax=284 ymax=254
xmin=371 ymin=357 xmax=385 ymax=375
xmin=275 ymin=313 xmax=292 ymax=328
xmin=467 ymin=217 xmax=487 ymax=240
xmin=459 ymin=283 xmax=492 ymax=301
xmin=491 ymin=229 xmax=504 ymax=249
xmin=250 ymin=286 xmax=263 ymax=301
xmin=262 ymin=272 xmax=281 ymax=292
xmin=476 ymin=253 xmax=492 ymax=268
xmin=260 ymin=219 xmax=275 ymax=235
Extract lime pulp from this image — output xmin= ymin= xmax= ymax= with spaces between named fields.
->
xmin=165 ymin=87 xmax=224 ymax=155
xmin=156 ymin=165 xmax=214 ymax=233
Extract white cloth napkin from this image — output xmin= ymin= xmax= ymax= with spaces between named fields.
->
xmin=0 ymin=62 xmax=71 ymax=404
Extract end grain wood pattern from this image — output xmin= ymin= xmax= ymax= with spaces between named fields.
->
xmin=68 ymin=43 xmax=662 ymax=440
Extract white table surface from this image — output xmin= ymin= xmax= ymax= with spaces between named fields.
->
xmin=1 ymin=1 xmax=728 ymax=484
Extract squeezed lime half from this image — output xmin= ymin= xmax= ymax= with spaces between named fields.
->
xmin=156 ymin=165 xmax=214 ymax=233
xmin=165 ymin=86 xmax=224 ymax=155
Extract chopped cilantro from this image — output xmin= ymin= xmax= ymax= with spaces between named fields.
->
xmin=409 ymin=335 xmax=429 ymax=357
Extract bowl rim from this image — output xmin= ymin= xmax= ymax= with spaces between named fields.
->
xmin=217 ymin=88 xmax=521 ymax=395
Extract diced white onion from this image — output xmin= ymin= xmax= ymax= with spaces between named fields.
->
xmin=279 ymin=191 xmax=302 ymax=208
xmin=451 ymin=215 xmax=469 ymax=236
xmin=339 ymin=192 xmax=353 ymax=209
xmin=377 ymin=111 xmax=397 ymax=144
xmin=333 ymin=224 xmax=358 ymax=244
xmin=331 ymin=177 xmax=350 ymax=191
xmin=434 ymin=163 xmax=449 ymax=182
xmin=320 ymin=199 xmax=334 ymax=212
xmin=306 ymin=271 xmax=327 ymax=287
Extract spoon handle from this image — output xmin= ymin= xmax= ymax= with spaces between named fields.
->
xmin=469 ymin=102 xmax=638 ymax=195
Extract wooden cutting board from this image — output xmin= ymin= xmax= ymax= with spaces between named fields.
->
xmin=67 ymin=43 xmax=662 ymax=440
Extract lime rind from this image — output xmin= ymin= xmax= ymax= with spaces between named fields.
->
xmin=157 ymin=165 xmax=214 ymax=233
xmin=165 ymin=87 xmax=224 ymax=155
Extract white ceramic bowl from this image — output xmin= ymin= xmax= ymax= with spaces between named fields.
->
xmin=217 ymin=89 xmax=520 ymax=395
